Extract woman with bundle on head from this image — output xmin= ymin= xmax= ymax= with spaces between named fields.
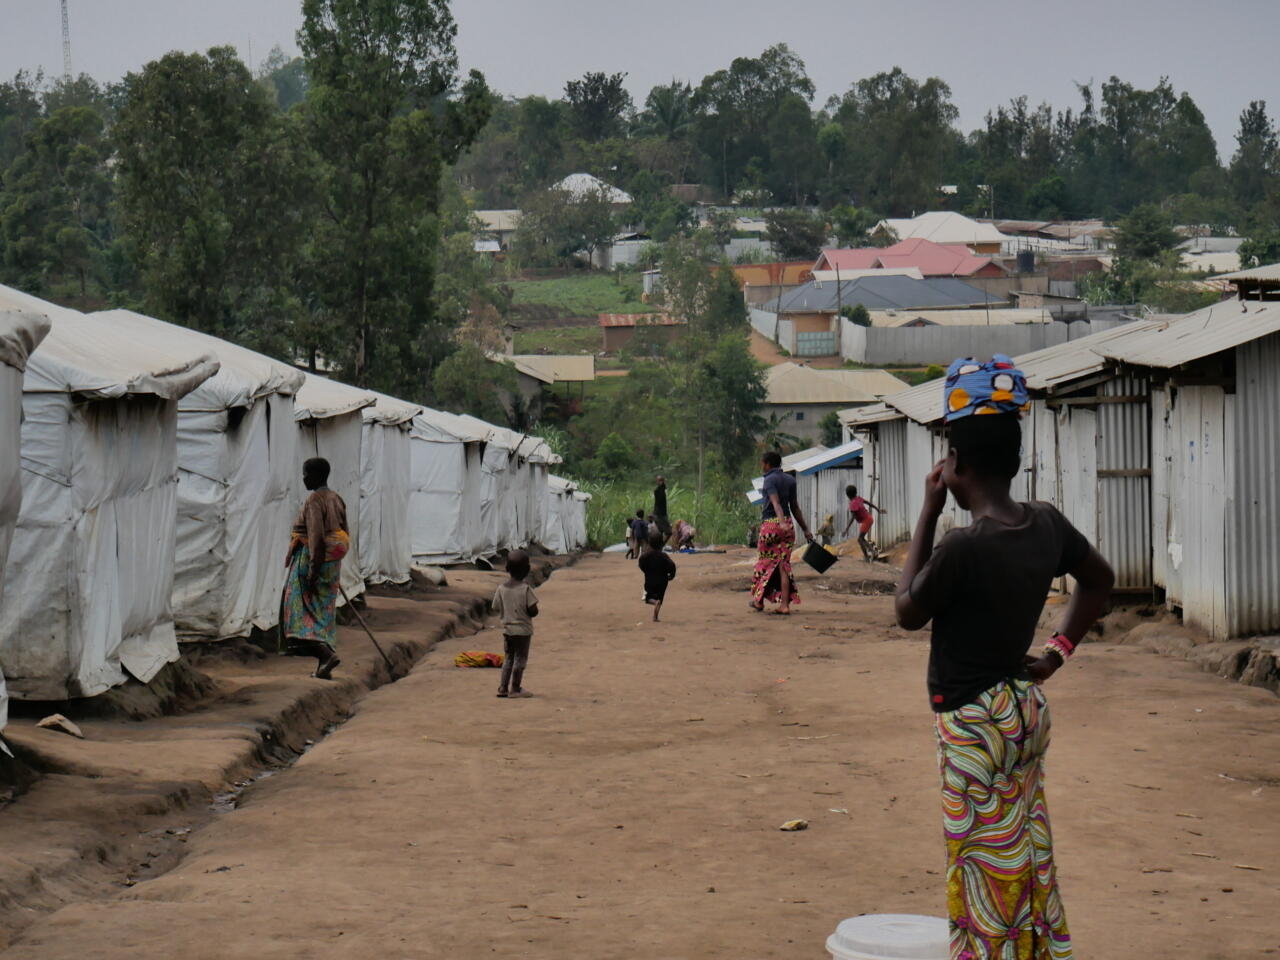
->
xmin=895 ymin=356 xmax=1114 ymax=960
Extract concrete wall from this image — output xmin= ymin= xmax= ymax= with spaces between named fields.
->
xmin=838 ymin=317 xmax=1134 ymax=366
xmin=750 ymin=307 xmax=793 ymax=352
xmin=763 ymin=403 xmax=844 ymax=443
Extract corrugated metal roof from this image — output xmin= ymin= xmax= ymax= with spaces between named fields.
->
xmin=876 ymin=212 xmax=1008 ymax=246
xmin=598 ymin=313 xmax=681 ymax=328
xmin=765 ymin=362 xmax=909 ymax=405
xmin=869 ymin=308 xmax=1052 ymax=328
xmin=880 ymin=318 xmax=1162 ymax=425
xmin=791 ymin=439 xmax=864 ymax=476
xmin=1213 ymin=262 xmax=1280 ymax=282
xmin=509 ymin=354 xmax=596 ymax=383
xmin=1096 ymin=301 xmax=1280 ymax=368
xmin=817 ymin=238 xmax=1000 ymax=278
xmin=550 ymin=173 xmax=631 ymax=205
xmin=774 ymin=275 xmax=1003 ymax=314
xmin=839 ymin=402 xmax=899 ymax=426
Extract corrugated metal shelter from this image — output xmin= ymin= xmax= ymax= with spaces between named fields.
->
xmin=93 ymin=309 xmax=305 ymax=641
xmin=0 ymin=309 xmax=51 ymax=733
xmin=360 ymin=392 xmax=422 ymax=585
xmin=746 ymin=441 xmax=865 ymax=544
xmin=0 ymin=287 xmax=219 ymax=700
xmin=295 ymin=374 xmax=376 ymax=602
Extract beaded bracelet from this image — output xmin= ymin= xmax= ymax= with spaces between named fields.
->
xmin=1043 ymin=632 xmax=1076 ymax=661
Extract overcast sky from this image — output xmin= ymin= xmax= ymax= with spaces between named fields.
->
xmin=4 ymin=0 xmax=1276 ymax=156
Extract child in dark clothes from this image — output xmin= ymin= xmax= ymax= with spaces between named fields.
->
xmin=637 ymin=532 xmax=676 ymax=621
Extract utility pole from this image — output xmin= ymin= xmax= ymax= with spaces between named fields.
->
xmin=60 ymin=0 xmax=72 ymax=82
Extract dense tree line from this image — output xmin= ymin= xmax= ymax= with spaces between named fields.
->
xmin=2 ymin=29 xmax=1279 ymax=411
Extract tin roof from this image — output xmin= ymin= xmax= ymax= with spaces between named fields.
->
xmin=876 ymin=212 xmax=1008 ymax=246
xmin=508 ymin=354 xmax=596 ymax=383
xmin=839 ymin=402 xmax=900 ymax=426
xmin=774 ymin=275 xmax=1003 ymax=314
xmin=816 ymin=238 xmax=1001 ymax=278
xmin=1095 ymin=301 xmax=1280 ymax=369
xmin=1213 ymin=262 xmax=1280 ymax=282
xmin=764 ymin=362 xmax=909 ymax=405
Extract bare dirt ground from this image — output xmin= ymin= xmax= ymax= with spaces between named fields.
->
xmin=1 ymin=551 xmax=1277 ymax=959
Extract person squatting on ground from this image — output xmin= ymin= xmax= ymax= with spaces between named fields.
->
xmin=750 ymin=451 xmax=814 ymax=615
xmin=492 ymin=550 xmax=539 ymax=698
xmin=895 ymin=355 xmax=1114 ymax=960
xmin=281 ymin=457 xmax=350 ymax=680
xmin=638 ymin=531 xmax=677 ymax=621
xmin=842 ymin=485 xmax=885 ymax=561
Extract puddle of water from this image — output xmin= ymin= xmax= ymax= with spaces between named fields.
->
xmin=209 ymin=721 xmax=338 ymax=813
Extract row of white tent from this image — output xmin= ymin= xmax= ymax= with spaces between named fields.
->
xmin=0 ymin=285 xmax=590 ymax=734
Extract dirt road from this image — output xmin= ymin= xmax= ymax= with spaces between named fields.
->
xmin=3 ymin=552 xmax=1277 ymax=959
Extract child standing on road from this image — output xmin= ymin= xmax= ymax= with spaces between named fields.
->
xmin=895 ymin=355 xmax=1114 ymax=960
xmin=638 ymin=532 xmax=676 ymax=621
xmin=491 ymin=550 xmax=539 ymax=698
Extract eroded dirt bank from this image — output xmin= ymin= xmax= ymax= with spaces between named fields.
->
xmin=1 ymin=551 xmax=1277 ymax=959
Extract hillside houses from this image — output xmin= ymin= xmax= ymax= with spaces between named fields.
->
xmin=763 ymin=362 xmax=908 ymax=442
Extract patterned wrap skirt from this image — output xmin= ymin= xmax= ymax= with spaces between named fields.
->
xmin=935 ymin=679 xmax=1070 ymax=960
xmin=750 ymin=517 xmax=799 ymax=606
xmin=281 ymin=530 xmax=350 ymax=650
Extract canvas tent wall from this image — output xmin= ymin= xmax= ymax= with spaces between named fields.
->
xmin=93 ymin=309 xmax=303 ymax=641
xmin=566 ymin=490 xmax=591 ymax=550
xmin=0 ymin=309 xmax=51 ymax=733
xmin=295 ymin=374 xmax=376 ymax=601
xmin=516 ymin=435 xmax=559 ymax=549
xmin=451 ymin=414 xmax=526 ymax=555
xmin=0 ymin=286 xmax=218 ymax=700
xmin=409 ymin=408 xmax=488 ymax=563
xmin=543 ymin=475 xmax=576 ymax=554
xmin=360 ymin=392 xmax=422 ymax=584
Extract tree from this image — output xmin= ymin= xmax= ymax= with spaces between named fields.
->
xmin=591 ymin=431 xmax=635 ymax=479
xmin=114 ymin=47 xmax=310 ymax=353
xmin=432 ymin=343 xmax=518 ymax=424
xmin=564 ymin=71 xmax=632 ymax=142
xmin=1113 ymin=203 xmax=1180 ymax=261
xmin=0 ymin=70 xmax=44 ymax=173
xmin=0 ymin=105 xmax=113 ymax=299
xmin=639 ymin=81 xmax=694 ymax=141
xmin=841 ymin=303 xmax=871 ymax=327
xmin=257 ymin=45 xmax=309 ymax=110
xmin=299 ymin=0 xmax=491 ymax=397
xmin=760 ymin=411 xmax=801 ymax=453
xmin=764 ymin=208 xmax=827 ymax=261
xmin=514 ymin=186 xmax=616 ymax=266
xmin=702 ymin=332 xmax=765 ymax=469
xmin=829 ymin=204 xmax=875 ymax=247
xmin=1239 ymin=229 xmax=1280 ymax=269
xmin=1230 ymin=100 xmax=1278 ymax=209
xmin=818 ymin=410 xmax=843 ymax=447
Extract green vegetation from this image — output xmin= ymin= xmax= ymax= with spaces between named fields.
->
xmin=512 ymin=324 xmax=600 ymax=355
xmin=506 ymin=274 xmax=655 ymax=316
xmin=581 ymin=478 xmax=755 ymax=549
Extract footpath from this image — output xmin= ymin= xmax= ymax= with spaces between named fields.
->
xmin=0 ymin=559 xmax=567 ymax=949
xmin=0 ymin=551 xmax=1277 ymax=959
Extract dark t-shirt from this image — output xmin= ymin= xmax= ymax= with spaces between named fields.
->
xmin=760 ymin=468 xmax=798 ymax=521
xmin=908 ymin=501 xmax=1090 ymax=712
xmin=653 ymin=484 xmax=668 ymax=519
xmin=638 ymin=549 xmax=677 ymax=599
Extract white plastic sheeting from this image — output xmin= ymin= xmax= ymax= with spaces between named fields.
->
xmin=543 ymin=474 xmax=590 ymax=554
xmin=0 ymin=310 xmax=51 ymax=732
xmin=94 ymin=309 xmax=304 ymax=640
xmin=360 ymin=392 xmax=421 ymax=584
xmin=0 ymin=287 xmax=218 ymax=700
xmin=409 ymin=409 xmax=488 ymax=564
xmin=295 ymin=374 xmax=375 ymax=601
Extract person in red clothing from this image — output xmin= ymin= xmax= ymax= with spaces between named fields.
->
xmin=841 ymin=484 xmax=885 ymax=561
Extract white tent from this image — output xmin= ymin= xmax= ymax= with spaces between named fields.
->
xmin=0 ymin=286 xmax=218 ymax=700
xmin=94 ymin=309 xmax=304 ymax=641
xmin=543 ymin=474 xmax=578 ymax=554
xmin=516 ymin=435 xmax=559 ymax=549
xmin=567 ymin=490 xmax=591 ymax=550
xmin=0 ymin=309 xmax=51 ymax=733
xmin=295 ymin=374 xmax=376 ymax=601
xmin=360 ymin=392 xmax=422 ymax=584
xmin=409 ymin=408 xmax=488 ymax=564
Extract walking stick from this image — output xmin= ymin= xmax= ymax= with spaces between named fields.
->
xmin=338 ymin=583 xmax=396 ymax=672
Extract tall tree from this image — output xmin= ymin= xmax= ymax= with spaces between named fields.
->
xmin=563 ymin=71 xmax=632 ymax=142
xmin=1113 ymin=203 xmax=1180 ymax=261
xmin=0 ymin=71 xmax=43 ymax=172
xmin=300 ymin=0 xmax=491 ymax=397
xmin=0 ymin=105 xmax=113 ymax=299
xmin=639 ymin=81 xmax=694 ymax=141
xmin=1230 ymin=100 xmax=1278 ymax=210
xmin=114 ymin=47 xmax=310 ymax=352
xmin=764 ymin=208 xmax=828 ymax=261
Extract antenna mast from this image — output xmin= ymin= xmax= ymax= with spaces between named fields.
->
xmin=60 ymin=0 xmax=73 ymax=82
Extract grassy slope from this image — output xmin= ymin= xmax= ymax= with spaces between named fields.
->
xmin=507 ymin=274 xmax=657 ymax=317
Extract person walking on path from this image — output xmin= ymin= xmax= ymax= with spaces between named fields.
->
xmin=894 ymin=355 xmax=1114 ymax=960
xmin=653 ymin=475 xmax=672 ymax=545
xmin=638 ymin=532 xmax=677 ymax=621
xmin=841 ymin=484 xmax=885 ymax=561
xmin=492 ymin=550 xmax=539 ymax=698
xmin=281 ymin=457 xmax=351 ymax=680
xmin=749 ymin=451 xmax=814 ymax=615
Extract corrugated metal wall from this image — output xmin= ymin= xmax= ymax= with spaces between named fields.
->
xmin=1228 ymin=332 xmax=1280 ymax=636
xmin=795 ymin=466 xmax=864 ymax=543
xmin=868 ymin=420 xmax=911 ymax=545
xmin=1095 ymin=375 xmax=1152 ymax=590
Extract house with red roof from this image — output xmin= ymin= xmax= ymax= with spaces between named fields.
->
xmin=813 ymin=238 xmax=1008 ymax=280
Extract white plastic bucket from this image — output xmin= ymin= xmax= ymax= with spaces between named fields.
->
xmin=825 ymin=914 xmax=949 ymax=960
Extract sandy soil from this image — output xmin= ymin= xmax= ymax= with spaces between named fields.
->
xmin=2 ymin=552 xmax=1277 ymax=959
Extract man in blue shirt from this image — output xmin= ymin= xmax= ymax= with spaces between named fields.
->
xmin=750 ymin=452 xmax=814 ymax=614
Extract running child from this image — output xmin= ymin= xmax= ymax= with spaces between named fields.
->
xmin=894 ymin=354 xmax=1114 ymax=959
xmin=491 ymin=550 xmax=539 ymax=698
xmin=842 ymin=485 xmax=885 ymax=560
xmin=638 ymin=532 xmax=676 ymax=621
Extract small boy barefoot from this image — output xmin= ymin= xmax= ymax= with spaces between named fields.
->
xmin=637 ymin=532 xmax=676 ymax=622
